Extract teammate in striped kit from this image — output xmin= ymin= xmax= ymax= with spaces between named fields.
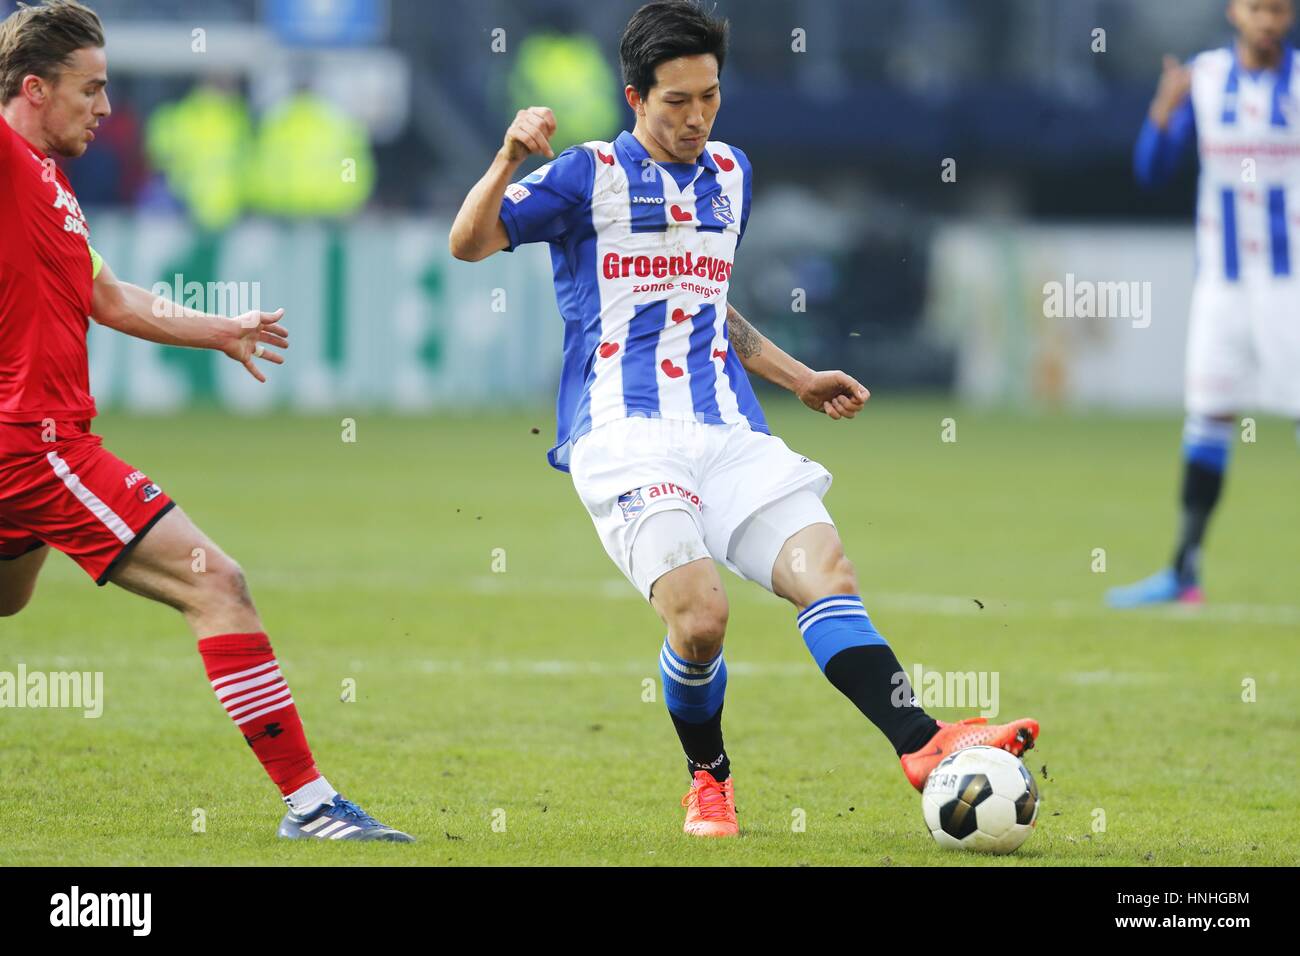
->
xmin=0 ymin=0 xmax=409 ymax=841
xmin=1110 ymin=0 xmax=1299 ymax=607
xmin=451 ymin=0 xmax=1038 ymax=837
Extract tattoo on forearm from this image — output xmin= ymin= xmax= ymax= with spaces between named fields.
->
xmin=727 ymin=307 xmax=763 ymax=359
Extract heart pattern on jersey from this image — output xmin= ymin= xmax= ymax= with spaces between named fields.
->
xmin=712 ymin=348 xmax=727 ymax=360
xmin=670 ymin=204 xmax=693 ymax=222
xmin=598 ymin=342 xmax=620 ymax=358
xmin=712 ymin=153 xmax=735 ymax=172
xmin=671 ymin=308 xmax=694 ymax=324
xmin=596 ymin=149 xmax=615 ymax=165
xmin=660 ymin=359 xmax=685 ymax=379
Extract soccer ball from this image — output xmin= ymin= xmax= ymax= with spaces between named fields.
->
xmin=921 ymin=746 xmax=1039 ymax=854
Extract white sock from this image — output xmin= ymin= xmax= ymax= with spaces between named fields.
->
xmin=284 ymin=775 xmax=337 ymax=817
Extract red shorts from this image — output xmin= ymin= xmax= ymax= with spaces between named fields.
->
xmin=0 ymin=420 xmax=175 ymax=585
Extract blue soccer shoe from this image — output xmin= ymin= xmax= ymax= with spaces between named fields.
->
xmin=277 ymin=794 xmax=415 ymax=842
xmin=1105 ymin=567 xmax=1203 ymax=609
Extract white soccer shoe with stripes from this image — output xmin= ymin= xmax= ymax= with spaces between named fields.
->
xmin=277 ymin=794 xmax=415 ymax=842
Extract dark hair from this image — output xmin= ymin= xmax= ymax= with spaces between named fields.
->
xmin=0 ymin=0 xmax=104 ymax=104
xmin=620 ymin=0 xmax=729 ymax=99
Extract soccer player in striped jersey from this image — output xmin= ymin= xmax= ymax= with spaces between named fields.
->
xmin=1110 ymin=0 xmax=1299 ymax=607
xmin=0 ymin=0 xmax=410 ymax=841
xmin=450 ymin=0 xmax=1038 ymax=837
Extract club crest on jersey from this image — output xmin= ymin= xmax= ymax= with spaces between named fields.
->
xmin=617 ymin=489 xmax=646 ymax=521
xmin=711 ymin=193 xmax=734 ymax=225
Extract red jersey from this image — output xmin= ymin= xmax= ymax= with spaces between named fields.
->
xmin=0 ymin=112 xmax=98 ymax=423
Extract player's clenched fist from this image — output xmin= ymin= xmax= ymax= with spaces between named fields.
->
xmin=1149 ymin=54 xmax=1192 ymax=130
xmin=501 ymin=106 xmax=557 ymax=164
xmin=795 ymin=369 xmax=871 ymax=420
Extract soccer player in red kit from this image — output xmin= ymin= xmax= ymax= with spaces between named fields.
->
xmin=0 ymin=0 xmax=411 ymax=842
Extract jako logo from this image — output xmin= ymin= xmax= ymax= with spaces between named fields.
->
xmin=50 ymin=886 xmax=151 ymax=936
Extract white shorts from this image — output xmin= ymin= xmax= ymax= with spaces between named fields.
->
xmin=569 ymin=416 xmax=833 ymax=599
xmin=1185 ymin=275 xmax=1300 ymax=417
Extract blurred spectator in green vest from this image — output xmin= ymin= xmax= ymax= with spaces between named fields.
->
xmin=247 ymin=91 xmax=375 ymax=218
xmin=508 ymin=32 xmax=618 ymax=151
xmin=145 ymin=80 xmax=251 ymax=230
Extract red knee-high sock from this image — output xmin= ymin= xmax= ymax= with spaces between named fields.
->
xmin=198 ymin=632 xmax=321 ymax=795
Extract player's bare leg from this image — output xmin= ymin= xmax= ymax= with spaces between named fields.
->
xmin=108 ymin=506 xmax=413 ymax=841
xmin=0 ymin=542 xmax=48 ymax=617
xmin=108 ymin=506 xmax=260 ymax=635
xmin=651 ymin=557 xmax=728 ymax=663
xmin=650 ymin=555 xmax=737 ymax=837
xmin=768 ymin=520 xmax=854 ymax=612
xmin=769 ymin=520 xmax=1037 ymax=791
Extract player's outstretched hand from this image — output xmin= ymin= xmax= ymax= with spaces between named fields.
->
xmin=795 ymin=369 xmax=870 ymax=420
xmin=501 ymin=106 xmax=556 ymax=164
xmin=1150 ymin=54 xmax=1192 ymax=129
xmin=225 ymin=308 xmax=288 ymax=383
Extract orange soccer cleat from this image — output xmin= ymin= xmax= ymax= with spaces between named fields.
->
xmin=680 ymin=770 xmax=739 ymax=837
xmin=900 ymin=716 xmax=1040 ymax=792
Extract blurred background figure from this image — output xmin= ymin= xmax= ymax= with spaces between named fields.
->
xmin=146 ymin=77 xmax=251 ymax=229
xmin=246 ymin=85 xmax=376 ymax=218
xmin=507 ymin=30 xmax=620 ymax=151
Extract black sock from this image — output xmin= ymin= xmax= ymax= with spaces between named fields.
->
xmin=1172 ymin=458 xmax=1225 ymax=586
xmin=669 ymin=705 xmax=729 ymax=782
xmin=823 ymin=645 xmax=939 ymax=756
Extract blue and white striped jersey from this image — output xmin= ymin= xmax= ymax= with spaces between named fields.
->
xmin=498 ymin=129 xmax=768 ymax=472
xmin=1135 ymin=46 xmax=1299 ymax=282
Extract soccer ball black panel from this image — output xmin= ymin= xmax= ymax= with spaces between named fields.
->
xmin=922 ymin=746 xmax=1040 ymax=854
xmin=936 ymin=773 xmax=991 ymax=839
xmin=1014 ymin=763 xmax=1040 ymax=826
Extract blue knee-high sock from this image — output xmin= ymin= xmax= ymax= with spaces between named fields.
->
xmin=797 ymin=595 xmax=938 ymax=756
xmin=660 ymin=638 xmax=730 ymax=781
xmin=1174 ymin=416 xmax=1233 ymax=585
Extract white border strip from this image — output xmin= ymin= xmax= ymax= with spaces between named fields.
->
xmin=46 ymin=451 xmax=133 ymax=545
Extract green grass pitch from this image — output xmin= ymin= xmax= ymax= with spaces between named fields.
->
xmin=1 ymin=398 xmax=1296 ymax=866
